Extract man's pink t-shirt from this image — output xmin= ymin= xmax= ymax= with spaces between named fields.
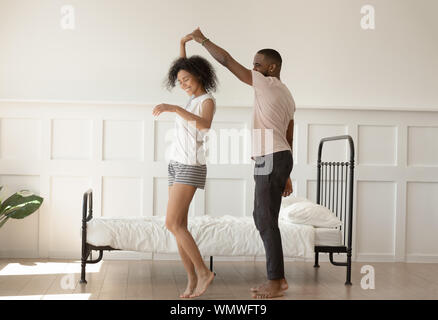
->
xmin=251 ymin=70 xmax=295 ymax=158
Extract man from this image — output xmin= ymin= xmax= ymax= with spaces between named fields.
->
xmin=188 ymin=28 xmax=295 ymax=299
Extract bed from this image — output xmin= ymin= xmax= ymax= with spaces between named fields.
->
xmin=80 ymin=135 xmax=355 ymax=286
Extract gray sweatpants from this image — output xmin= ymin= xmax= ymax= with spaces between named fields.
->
xmin=253 ymin=150 xmax=293 ymax=280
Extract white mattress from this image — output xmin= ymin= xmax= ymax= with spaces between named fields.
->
xmin=86 ymin=215 xmax=316 ymax=259
xmin=314 ymin=228 xmax=343 ymax=246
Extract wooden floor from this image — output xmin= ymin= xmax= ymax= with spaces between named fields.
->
xmin=0 ymin=259 xmax=437 ymax=300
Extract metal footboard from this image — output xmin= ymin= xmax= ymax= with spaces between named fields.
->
xmin=80 ymin=189 xmax=118 ymax=284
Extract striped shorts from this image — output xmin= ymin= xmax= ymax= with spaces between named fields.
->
xmin=168 ymin=160 xmax=207 ymax=189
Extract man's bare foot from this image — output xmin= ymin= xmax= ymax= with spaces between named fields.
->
xmin=251 ymin=279 xmax=284 ymax=299
xmin=252 ymin=289 xmax=284 ymax=299
xmin=180 ymin=276 xmax=197 ymax=298
xmin=251 ymin=278 xmax=288 ymax=292
xmin=189 ymin=270 xmax=214 ymax=298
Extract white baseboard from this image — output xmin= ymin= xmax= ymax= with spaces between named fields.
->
xmin=47 ymin=251 xmax=81 ymax=260
xmin=355 ymin=253 xmax=400 ymax=262
xmin=406 ymin=254 xmax=438 ymax=263
xmin=208 ymin=255 xmax=256 ymax=262
xmin=1 ymin=251 xmax=437 ymax=264
xmin=103 ymin=251 xmax=152 ymax=260
xmin=354 ymin=253 xmax=438 ymax=263
xmin=0 ymin=250 xmax=39 ymax=259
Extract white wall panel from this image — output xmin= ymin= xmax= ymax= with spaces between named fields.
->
xmin=102 ymin=177 xmax=143 ymax=217
xmin=358 ymin=125 xmax=397 ymax=166
xmin=408 ymin=126 xmax=438 ymax=166
xmin=307 ymin=124 xmax=348 ymax=164
xmin=406 ymin=182 xmax=438 ymax=258
xmin=51 ymin=119 xmax=92 ymax=160
xmin=0 ymin=118 xmax=41 ymax=160
xmin=205 ymin=178 xmax=245 ymax=217
xmin=103 ymin=120 xmax=144 ymax=161
xmin=154 ymin=120 xmax=174 ymax=162
xmin=356 ymin=181 xmax=396 ymax=256
xmin=207 ymin=121 xmax=249 ymax=165
xmin=292 ymin=123 xmax=298 ymax=165
xmin=291 ymin=180 xmax=298 ymax=200
xmin=306 ymin=180 xmax=317 ymax=203
xmin=153 ymin=177 xmax=169 ymax=217
xmin=49 ymin=176 xmax=90 ymax=257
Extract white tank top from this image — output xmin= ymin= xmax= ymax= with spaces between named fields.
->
xmin=170 ymin=93 xmax=216 ymax=165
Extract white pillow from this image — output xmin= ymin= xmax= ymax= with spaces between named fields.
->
xmin=280 ymin=201 xmax=342 ymax=228
xmin=280 ymin=196 xmax=311 ymax=209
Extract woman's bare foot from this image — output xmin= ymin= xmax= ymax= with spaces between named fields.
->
xmin=180 ymin=276 xmax=197 ymax=298
xmin=251 ymin=278 xmax=288 ymax=292
xmin=189 ymin=270 xmax=214 ymax=298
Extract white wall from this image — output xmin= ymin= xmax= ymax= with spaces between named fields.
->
xmin=0 ymin=1 xmax=437 ymax=263
xmin=0 ymin=0 xmax=437 ymax=108
xmin=0 ymin=101 xmax=437 ymax=263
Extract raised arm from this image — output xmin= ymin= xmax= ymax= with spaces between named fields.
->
xmin=188 ymin=28 xmax=252 ymax=86
xmin=180 ymin=35 xmax=191 ymax=58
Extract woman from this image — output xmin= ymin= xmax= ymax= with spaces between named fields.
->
xmin=152 ymin=35 xmax=218 ymax=298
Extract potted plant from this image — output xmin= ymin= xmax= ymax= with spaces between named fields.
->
xmin=0 ymin=186 xmax=44 ymax=228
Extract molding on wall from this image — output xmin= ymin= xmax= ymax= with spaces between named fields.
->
xmin=1 ymin=99 xmax=438 ymax=112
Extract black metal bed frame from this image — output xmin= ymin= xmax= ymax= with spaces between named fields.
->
xmin=313 ymin=135 xmax=355 ymax=285
xmin=80 ymin=190 xmax=118 ymax=284
xmin=80 ymin=135 xmax=355 ymax=285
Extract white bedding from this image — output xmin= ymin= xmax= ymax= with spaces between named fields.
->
xmin=315 ymin=228 xmax=342 ymax=246
xmin=86 ymin=215 xmax=316 ymax=259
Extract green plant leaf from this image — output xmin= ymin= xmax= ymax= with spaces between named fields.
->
xmin=0 ymin=185 xmax=3 ymax=207
xmin=0 ymin=190 xmax=44 ymax=220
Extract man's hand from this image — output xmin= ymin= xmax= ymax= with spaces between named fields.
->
xmin=282 ymin=177 xmax=293 ymax=197
xmin=190 ymin=27 xmax=207 ymax=43
xmin=152 ymin=104 xmax=177 ymax=117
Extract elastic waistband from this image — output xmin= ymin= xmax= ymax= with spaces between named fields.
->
xmin=254 ymin=149 xmax=292 ymax=160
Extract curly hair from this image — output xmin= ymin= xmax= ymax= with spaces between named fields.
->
xmin=165 ymin=55 xmax=218 ymax=92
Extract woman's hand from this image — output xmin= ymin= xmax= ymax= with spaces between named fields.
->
xmin=181 ymin=34 xmax=193 ymax=44
xmin=189 ymin=27 xmax=207 ymax=43
xmin=152 ymin=104 xmax=178 ymax=117
xmin=282 ymin=177 xmax=293 ymax=197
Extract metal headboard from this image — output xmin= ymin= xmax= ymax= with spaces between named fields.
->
xmin=316 ymin=135 xmax=355 ymax=250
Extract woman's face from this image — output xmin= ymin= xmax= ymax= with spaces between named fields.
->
xmin=177 ymin=69 xmax=201 ymax=96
